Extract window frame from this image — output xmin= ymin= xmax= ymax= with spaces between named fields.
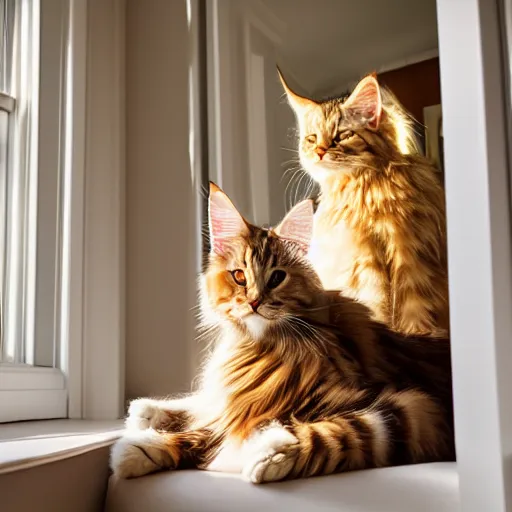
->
xmin=1 ymin=0 xmax=40 ymax=367
xmin=1 ymin=0 xmax=126 ymax=423
xmin=0 ymin=0 xmax=69 ymax=423
xmin=437 ymin=0 xmax=512 ymax=509
xmin=0 ymin=93 xmax=13 ymax=348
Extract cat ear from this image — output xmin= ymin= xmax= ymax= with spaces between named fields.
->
xmin=209 ymin=182 xmax=248 ymax=255
xmin=343 ymin=74 xmax=382 ymax=130
xmin=274 ymin=199 xmax=314 ymax=253
xmin=277 ymin=67 xmax=317 ymax=113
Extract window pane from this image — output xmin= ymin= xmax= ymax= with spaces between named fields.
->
xmin=1 ymin=0 xmax=66 ymax=367
xmin=0 ymin=110 xmax=7 ymax=361
xmin=3 ymin=0 xmax=65 ymax=368
xmin=0 ymin=0 xmax=15 ymax=363
xmin=0 ymin=0 xmax=15 ymax=94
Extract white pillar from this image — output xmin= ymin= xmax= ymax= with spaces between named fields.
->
xmin=437 ymin=0 xmax=512 ymax=510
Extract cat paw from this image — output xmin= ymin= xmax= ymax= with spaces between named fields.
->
xmin=110 ymin=430 xmax=175 ymax=479
xmin=242 ymin=425 xmax=299 ymax=484
xmin=125 ymin=398 xmax=184 ymax=431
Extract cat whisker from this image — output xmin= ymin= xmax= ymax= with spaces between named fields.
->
xmin=281 ymin=159 xmax=300 ymax=168
xmin=293 ymin=172 xmax=309 ymax=206
xmin=280 ymin=317 xmax=325 ymax=358
xmin=195 ymin=322 xmax=219 ymax=336
xmin=284 ymin=168 xmax=309 ymax=210
xmin=290 ymin=320 xmax=324 ymax=347
xmin=290 ymin=173 xmax=305 ymax=209
xmin=292 ymin=174 xmax=302 ymax=207
xmin=284 ymin=169 xmax=305 ymax=206
xmin=293 ymin=304 xmax=332 ymax=312
xmin=280 ymin=321 xmax=314 ymax=358
xmin=197 ymin=183 xmax=210 ymax=199
xmin=195 ymin=325 xmax=221 ymax=351
xmin=286 ymin=315 xmax=336 ymax=354
xmin=282 ymin=165 xmax=303 ymax=178
xmin=283 ymin=162 xmax=302 ymax=172
xmin=282 ymin=171 xmax=302 ymax=190
xmin=306 ymin=178 xmax=317 ymax=199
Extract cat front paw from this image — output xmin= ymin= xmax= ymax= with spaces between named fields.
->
xmin=126 ymin=398 xmax=187 ymax=432
xmin=110 ymin=430 xmax=175 ymax=479
xmin=242 ymin=424 xmax=299 ymax=484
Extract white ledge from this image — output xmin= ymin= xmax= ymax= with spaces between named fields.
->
xmin=0 ymin=419 xmax=124 ymax=475
xmin=0 ymin=365 xmax=68 ymax=422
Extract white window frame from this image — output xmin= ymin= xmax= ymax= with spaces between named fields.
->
xmin=0 ymin=0 xmax=69 ymax=422
xmin=0 ymin=0 xmax=125 ymax=423
xmin=437 ymin=0 xmax=512 ymax=510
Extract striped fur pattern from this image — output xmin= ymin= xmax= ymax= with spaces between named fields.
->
xmin=111 ymin=185 xmax=454 ymax=483
xmin=279 ymin=71 xmax=449 ymax=336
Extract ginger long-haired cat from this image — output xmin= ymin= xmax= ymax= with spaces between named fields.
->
xmin=110 ymin=183 xmax=454 ymax=483
xmin=279 ymin=71 xmax=449 ymax=336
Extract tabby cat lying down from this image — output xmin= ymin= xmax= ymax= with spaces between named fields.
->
xmin=110 ymin=183 xmax=454 ymax=483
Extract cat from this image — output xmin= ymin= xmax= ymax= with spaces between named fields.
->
xmin=110 ymin=182 xmax=454 ymax=483
xmin=279 ymin=70 xmax=449 ymax=336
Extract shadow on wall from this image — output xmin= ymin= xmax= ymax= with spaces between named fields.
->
xmin=126 ymin=0 xmax=197 ymax=402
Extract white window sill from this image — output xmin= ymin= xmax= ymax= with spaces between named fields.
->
xmin=0 ymin=419 xmax=124 ymax=475
xmin=0 ymin=365 xmax=68 ymax=422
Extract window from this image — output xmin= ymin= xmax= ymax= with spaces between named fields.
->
xmin=0 ymin=0 xmax=15 ymax=363
xmin=0 ymin=0 xmax=68 ymax=422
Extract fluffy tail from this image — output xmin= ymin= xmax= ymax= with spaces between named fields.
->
xmin=286 ymin=388 xmax=454 ymax=479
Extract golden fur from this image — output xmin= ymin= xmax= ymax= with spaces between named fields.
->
xmin=280 ymin=71 xmax=449 ymax=336
xmin=111 ymin=185 xmax=454 ymax=483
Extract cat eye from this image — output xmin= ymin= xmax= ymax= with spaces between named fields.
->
xmin=305 ymin=134 xmax=317 ymax=144
xmin=231 ymin=269 xmax=247 ymax=286
xmin=336 ymin=130 xmax=355 ymax=142
xmin=267 ymin=270 xmax=287 ymax=289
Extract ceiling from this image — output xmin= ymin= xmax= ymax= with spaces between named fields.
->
xmin=262 ymin=0 xmax=439 ymax=97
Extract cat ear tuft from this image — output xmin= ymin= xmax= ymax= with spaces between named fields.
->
xmin=274 ymin=199 xmax=314 ymax=253
xmin=343 ymin=75 xmax=382 ymax=130
xmin=277 ymin=66 xmax=317 ymax=113
xmin=209 ymin=182 xmax=248 ymax=255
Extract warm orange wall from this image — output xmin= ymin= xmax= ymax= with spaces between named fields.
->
xmin=378 ymin=57 xmax=441 ymax=122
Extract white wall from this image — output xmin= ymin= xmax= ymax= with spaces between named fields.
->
xmin=208 ymin=0 xmax=297 ymax=226
xmin=269 ymin=72 xmax=301 ymax=224
xmin=248 ymin=21 xmax=293 ymax=226
xmin=125 ymin=0 xmax=197 ymax=400
xmin=207 ymin=0 xmax=252 ymax=221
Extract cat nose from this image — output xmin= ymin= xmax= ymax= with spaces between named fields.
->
xmin=249 ymin=299 xmax=261 ymax=312
xmin=315 ymin=146 xmax=327 ymax=159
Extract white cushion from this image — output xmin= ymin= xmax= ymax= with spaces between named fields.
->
xmin=105 ymin=462 xmax=459 ymax=512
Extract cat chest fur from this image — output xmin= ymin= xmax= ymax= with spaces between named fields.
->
xmin=309 ymin=198 xmax=389 ymax=320
xmin=218 ymin=344 xmax=333 ymax=439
